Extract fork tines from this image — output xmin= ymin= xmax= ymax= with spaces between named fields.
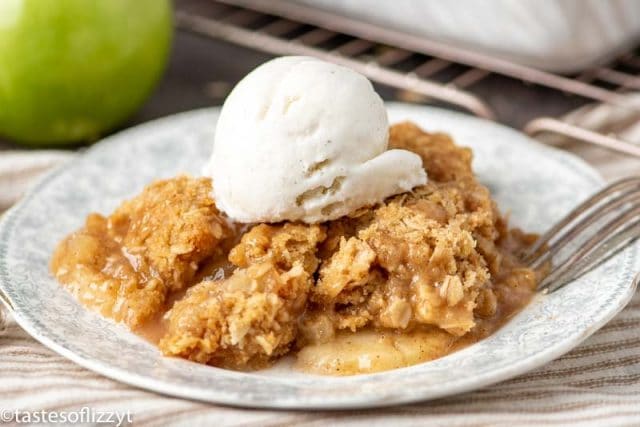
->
xmin=523 ymin=176 xmax=640 ymax=293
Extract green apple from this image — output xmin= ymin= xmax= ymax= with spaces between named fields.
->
xmin=0 ymin=0 xmax=172 ymax=146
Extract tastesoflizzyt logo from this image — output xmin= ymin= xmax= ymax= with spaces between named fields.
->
xmin=0 ymin=407 xmax=132 ymax=426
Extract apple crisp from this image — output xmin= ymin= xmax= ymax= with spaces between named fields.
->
xmin=51 ymin=176 xmax=231 ymax=327
xmin=51 ymin=122 xmax=541 ymax=375
xmin=159 ymin=224 xmax=326 ymax=368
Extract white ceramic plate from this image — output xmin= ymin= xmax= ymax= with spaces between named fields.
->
xmin=0 ymin=104 xmax=637 ymax=409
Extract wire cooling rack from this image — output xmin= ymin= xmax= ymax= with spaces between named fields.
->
xmin=175 ymin=0 xmax=640 ymax=158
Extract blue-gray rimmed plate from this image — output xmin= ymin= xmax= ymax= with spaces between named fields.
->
xmin=0 ymin=103 xmax=638 ymax=409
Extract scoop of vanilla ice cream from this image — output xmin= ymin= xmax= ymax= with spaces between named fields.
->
xmin=206 ymin=56 xmax=427 ymax=223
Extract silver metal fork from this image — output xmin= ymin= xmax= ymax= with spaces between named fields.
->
xmin=523 ymin=176 xmax=640 ymax=293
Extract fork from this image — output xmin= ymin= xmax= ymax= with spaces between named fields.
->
xmin=523 ymin=176 xmax=640 ymax=293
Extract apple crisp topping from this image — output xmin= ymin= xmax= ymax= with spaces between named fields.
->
xmin=50 ymin=176 xmax=230 ymax=327
xmin=159 ymin=223 xmax=325 ymax=368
